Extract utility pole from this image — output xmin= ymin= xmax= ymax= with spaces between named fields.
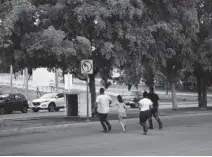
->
xmin=55 ymin=68 xmax=59 ymax=93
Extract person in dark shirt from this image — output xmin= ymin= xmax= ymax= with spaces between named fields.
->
xmin=148 ymin=87 xmax=163 ymax=129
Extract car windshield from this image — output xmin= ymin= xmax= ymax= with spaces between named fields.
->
xmin=0 ymin=94 xmax=9 ymax=100
xmin=40 ymin=93 xmax=56 ymax=99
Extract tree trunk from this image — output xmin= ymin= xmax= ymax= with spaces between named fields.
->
xmin=9 ymin=65 xmax=13 ymax=93
xmin=170 ymin=81 xmax=178 ymax=110
xmin=89 ymin=74 xmax=96 ymax=110
xmin=135 ymin=84 xmax=138 ymax=90
xmin=128 ymin=84 xmax=132 ymax=91
xmin=166 ymin=86 xmax=169 ymax=95
xmin=144 ymin=65 xmax=155 ymax=88
xmin=197 ymin=76 xmax=203 ymax=107
xmin=62 ymin=72 xmax=65 ymax=83
xmin=196 ymin=76 xmax=208 ymax=108
xmin=25 ymin=68 xmax=29 ymax=100
xmin=166 ymin=81 xmax=169 ymax=95
xmin=197 ymin=77 xmax=207 ymax=108
xmin=202 ymin=79 xmax=207 ymax=108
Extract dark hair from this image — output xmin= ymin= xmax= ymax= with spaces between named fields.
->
xmin=117 ymin=95 xmax=123 ymax=103
xmin=99 ymin=88 xmax=105 ymax=94
xmin=149 ymin=87 xmax=154 ymax=92
xmin=143 ymin=91 xmax=148 ymax=98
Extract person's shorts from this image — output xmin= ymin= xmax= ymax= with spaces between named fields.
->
xmin=139 ymin=110 xmax=151 ymax=123
xmin=150 ymin=107 xmax=158 ymax=115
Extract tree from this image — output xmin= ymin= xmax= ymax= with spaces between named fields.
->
xmin=192 ymin=0 xmax=212 ymax=108
xmin=142 ymin=0 xmax=199 ymax=110
xmin=29 ymin=0 xmax=146 ymax=109
xmin=1 ymin=0 xmax=204 ymax=112
xmin=0 ymin=0 xmax=38 ymax=75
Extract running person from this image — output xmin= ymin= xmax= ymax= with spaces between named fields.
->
xmin=138 ymin=91 xmax=153 ymax=135
xmin=111 ymin=95 xmax=127 ymax=132
xmin=96 ymin=88 xmax=112 ymax=133
xmin=148 ymin=87 xmax=163 ymax=129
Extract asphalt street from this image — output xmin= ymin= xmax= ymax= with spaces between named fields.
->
xmin=1 ymin=113 xmax=212 ymax=155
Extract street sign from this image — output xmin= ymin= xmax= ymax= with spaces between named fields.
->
xmin=81 ymin=60 xmax=93 ymax=74
xmin=81 ymin=59 xmax=93 ymax=121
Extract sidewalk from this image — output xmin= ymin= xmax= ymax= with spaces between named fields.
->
xmin=0 ymin=107 xmax=212 ymax=137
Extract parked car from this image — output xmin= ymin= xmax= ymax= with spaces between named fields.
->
xmin=122 ymin=91 xmax=142 ymax=108
xmin=0 ymin=93 xmax=29 ymax=114
xmin=31 ymin=93 xmax=65 ymax=112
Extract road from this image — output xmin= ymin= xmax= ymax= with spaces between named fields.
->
xmin=1 ymin=113 xmax=212 ymax=155
xmin=1 ymin=101 xmax=209 ymax=120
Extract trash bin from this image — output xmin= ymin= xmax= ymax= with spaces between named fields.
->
xmin=65 ymin=91 xmax=92 ymax=118
xmin=65 ymin=93 xmax=79 ymax=116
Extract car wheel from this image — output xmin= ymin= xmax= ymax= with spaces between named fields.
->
xmin=32 ymin=108 xmax=39 ymax=112
xmin=0 ymin=107 xmax=6 ymax=114
xmin=7 ymin=110 xmax=13 ymax=114
xmin=21 ymin=106 xmax=28 ymax=113
xmin=48 ymin=103 xmax=55 ymax=112
xmin=54 ymin=107 xmax=60 ymax=112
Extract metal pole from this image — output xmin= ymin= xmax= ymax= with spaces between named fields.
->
xmin=86 ymin=74 xmax=89 ymax=121
xmin=67 ymin=73 xmax=70 ymax=92
xmin=9 ymin=65 xmax=13 ymax=93
xmin=55 ymin=68 xmax=59 ymax=93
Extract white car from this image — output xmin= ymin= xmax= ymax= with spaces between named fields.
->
xmin=31 ymin=93 xmax=65 ymax=112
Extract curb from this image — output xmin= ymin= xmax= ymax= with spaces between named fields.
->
xmin=1 ymin=111 xmax=212 ymax=137
xmin=0 ymin=121 xmax=98 ymax=137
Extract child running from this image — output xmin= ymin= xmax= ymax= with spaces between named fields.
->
xmin=111 ymin=95 xmax=127 ymax=132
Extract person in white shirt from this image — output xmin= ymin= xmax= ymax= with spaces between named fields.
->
xmin=139 ymin=91 xmax=153 ymax=135
xmin=96 ymin=88 xmax=112 ymax=133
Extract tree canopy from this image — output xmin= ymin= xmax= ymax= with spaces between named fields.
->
xmin=1 ymin=0 xmax=212 ymax=109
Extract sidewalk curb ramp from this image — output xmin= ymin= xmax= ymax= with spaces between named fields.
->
xmin=1 ymin=112 xmax=212 ymax=137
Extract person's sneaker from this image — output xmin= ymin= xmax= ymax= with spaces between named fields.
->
xmin=159 ymin=122 xmax=163 ymax=130
xmin=108 ymin=125 xmax=112 ymax=131
xmin=122 ymin=125 xmax=127 ymax=132
xmin=102 ymin=130 xmax=108 ymax=133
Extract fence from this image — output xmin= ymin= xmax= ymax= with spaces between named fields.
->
xmin=0 ymin=75 xmax=66 ymax=98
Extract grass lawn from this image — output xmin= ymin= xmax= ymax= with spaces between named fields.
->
xmin=0 ymin=85 xmax=45 ymax=101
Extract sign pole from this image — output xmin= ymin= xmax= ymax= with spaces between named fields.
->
xmin=81 ymin=59 xmax=93 ymax=121
xmin=86 ymin=74 xmax=89 ymax=121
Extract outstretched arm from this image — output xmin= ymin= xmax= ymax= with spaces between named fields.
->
xmin=110 ymin=103 xmax=117 ymax=108
xmin=123 ymin=103 xmax=127 ymax=109
xmin=138 ymin=102 xmax=142 ymax=110
xmin=109 ymin=96 xmax=112 ymax=105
